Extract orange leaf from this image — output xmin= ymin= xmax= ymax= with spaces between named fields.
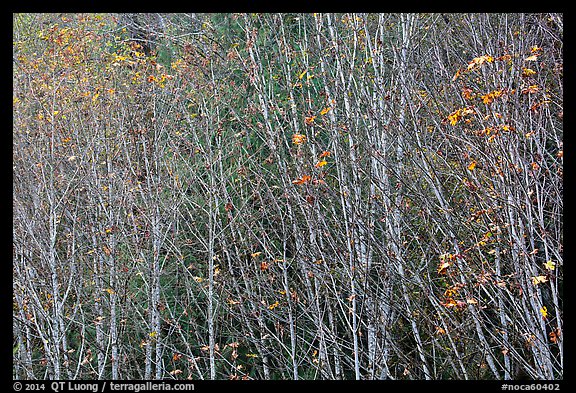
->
xmin=437 ymin=261 xmax=451 ymax=275
xmin=292 ymin=133 xmax=307 ymax=145
xmin=441 ymin=298 xmax=458 ymax=308
xmin=320 ymin=107 xmax=331 ymax=116
xmin=305 ymin=116 xmax=316 ymax=125
xmin=522 ymin=85 xmax=539 ymax=94
xmin=315 ymin=160 xmax=327 ymax=168
xmin=452 ymin=68 xmax=462 ymax=82
xmin=102 ymin=245 xmax=111 ymax=256
xmin=319 ymin=151 xmax=331 ymax=158
xmin=549 ymin=328 xmax=560 ymax=343
xmin=292 ymin=175 xmax=311 ymax=185
xmin=462 ymin=87 xmax=474 ymax=100
xmin=467 ymin=161 xmax=477 ymax=171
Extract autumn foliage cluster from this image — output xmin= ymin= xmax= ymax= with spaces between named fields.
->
xmin=13 ymin=13 xmax=562 ymax=380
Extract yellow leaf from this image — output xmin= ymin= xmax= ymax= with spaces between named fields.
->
xmin=104 ymin=288 xmax=115 ymax=295
xmin=531 ymin=275 xmax=548 ymax=285
xmin=246 ymin=353 xmax=258 ymax=358
xmin=544 ymin=260 xmax=556 ymax=271
xmin=540 ymin=306 xmax=548 ymax=319
xmin=467 ymin=55 xmax=494 ymax=70
xmin=481 ymin=93 xmax=494 ymax=105
xmin=447 ymin=112 xmax=459 ymax=126
xmin=522 ymin=68 xmax=537 ymax=77
xmin=315 ymin=160 xmax=328 ymax=168
xmin=250 ymin=252 xmax=262 ymax=258
xmin=268 ymin=301 xmax=279 ymax=310
xmin=298 ymin=70 xmax=307 ymax=80
xmin=149 ymin=331 xmax=157 ymax=338
xmin=468 ymin=161 xmax=477 ymax=171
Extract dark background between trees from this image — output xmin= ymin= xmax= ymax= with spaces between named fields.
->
xmin=13 ymin=13 xmax=563 ymax=380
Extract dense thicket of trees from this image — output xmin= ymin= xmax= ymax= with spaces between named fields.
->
xmin=13 ymin=13 xmax=562 ymax=380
